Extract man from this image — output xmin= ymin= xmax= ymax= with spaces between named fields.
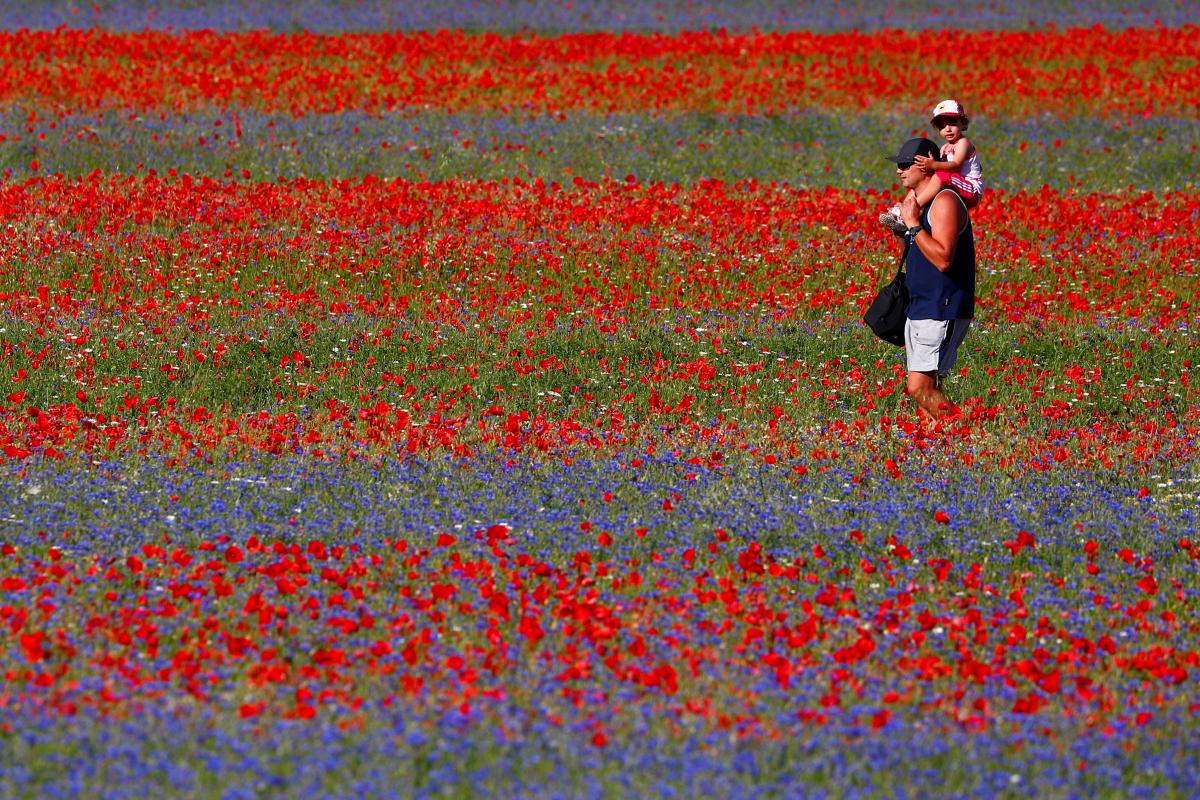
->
xmin=885 ymin=137 xmax=976 ymax=420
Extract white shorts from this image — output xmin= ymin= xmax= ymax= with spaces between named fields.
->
xmin=905 ymin=318 xmax=971 ymax=376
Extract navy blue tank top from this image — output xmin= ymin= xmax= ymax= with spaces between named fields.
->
xmin=906 ymin=190 xmax=975 ymax=320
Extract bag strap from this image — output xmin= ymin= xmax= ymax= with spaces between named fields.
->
xmin=895 ymin=237 xmax=910 ymax=278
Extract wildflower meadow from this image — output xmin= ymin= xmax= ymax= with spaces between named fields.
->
xmin=0 ymin=2 xmax=1197 ymax=798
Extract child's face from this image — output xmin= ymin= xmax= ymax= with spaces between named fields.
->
xmin=934 ymin=116 xmax=964 ymax=142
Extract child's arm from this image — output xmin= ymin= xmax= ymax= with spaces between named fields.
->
xmin=918 ymin=137 xmax=972 ymax=173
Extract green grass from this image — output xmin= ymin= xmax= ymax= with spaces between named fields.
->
xmin=3 ymin=111 xmax=1198 ymax=191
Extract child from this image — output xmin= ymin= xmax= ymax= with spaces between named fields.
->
xmin=880 ymin=99 xmax=983 ymax=234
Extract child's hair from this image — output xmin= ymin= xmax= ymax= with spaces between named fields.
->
xmin=930 ymin=99 xmax=969 ymax=130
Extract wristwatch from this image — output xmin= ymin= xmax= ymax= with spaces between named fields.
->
xmin=907 ymin=226 xmax=922 ymax=237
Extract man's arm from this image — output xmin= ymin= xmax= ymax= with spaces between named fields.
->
xmin=901 ymin=191 xmax=962 ymax=271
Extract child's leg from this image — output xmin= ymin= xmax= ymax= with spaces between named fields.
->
xmin=943 ymin=174 xmax=981 ymax=208
xmin=915 ymin=174 xmax=948 ymax=208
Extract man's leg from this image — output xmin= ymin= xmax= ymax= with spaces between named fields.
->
xmin=904 ymin=318 xmax=969 ymax=420
xmin=906 ymin=370 xmax=953 ymax=419
xmin=905 ymin=319 xmax=953 ymax=419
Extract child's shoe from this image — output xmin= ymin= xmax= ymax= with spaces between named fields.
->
xmin=879 ymin=204 xmax=907 ymax=236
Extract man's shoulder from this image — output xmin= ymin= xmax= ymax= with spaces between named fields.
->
xmin=927 ymin=189 xmax=969 ymax=234
xmin=931 ymin=189 xmax=967 ymax=215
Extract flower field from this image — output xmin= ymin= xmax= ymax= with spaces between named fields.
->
xmin=0 ymin=3 xmax=1199 ymax=798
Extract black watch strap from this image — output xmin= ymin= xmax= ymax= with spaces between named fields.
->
xmin=907 ymin=226 xmax=922 ymax=237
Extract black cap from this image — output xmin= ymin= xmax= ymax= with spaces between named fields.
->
xmin=885 ymin=137 xmax=939 ymax=164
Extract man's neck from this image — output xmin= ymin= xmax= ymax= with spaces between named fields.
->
xmin=914 ymin=176 xmax=936 ymax=205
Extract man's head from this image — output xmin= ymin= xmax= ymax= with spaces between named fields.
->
xmin=886 ymin=137 xmax=938 ymax=188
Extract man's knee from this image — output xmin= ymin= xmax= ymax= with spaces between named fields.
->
xmin=906 ymin=370 xmax=939 ymax=394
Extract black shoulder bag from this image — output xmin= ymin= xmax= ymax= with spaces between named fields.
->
xmin=863 ymin=238 xmax=910 ymax=346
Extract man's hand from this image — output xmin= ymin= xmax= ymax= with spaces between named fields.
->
xmin=900 ymin=193 xmax=921 ymax=228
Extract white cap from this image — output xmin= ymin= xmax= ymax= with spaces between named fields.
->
xmin=931 ymin=99 xmax=966 ymax=123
